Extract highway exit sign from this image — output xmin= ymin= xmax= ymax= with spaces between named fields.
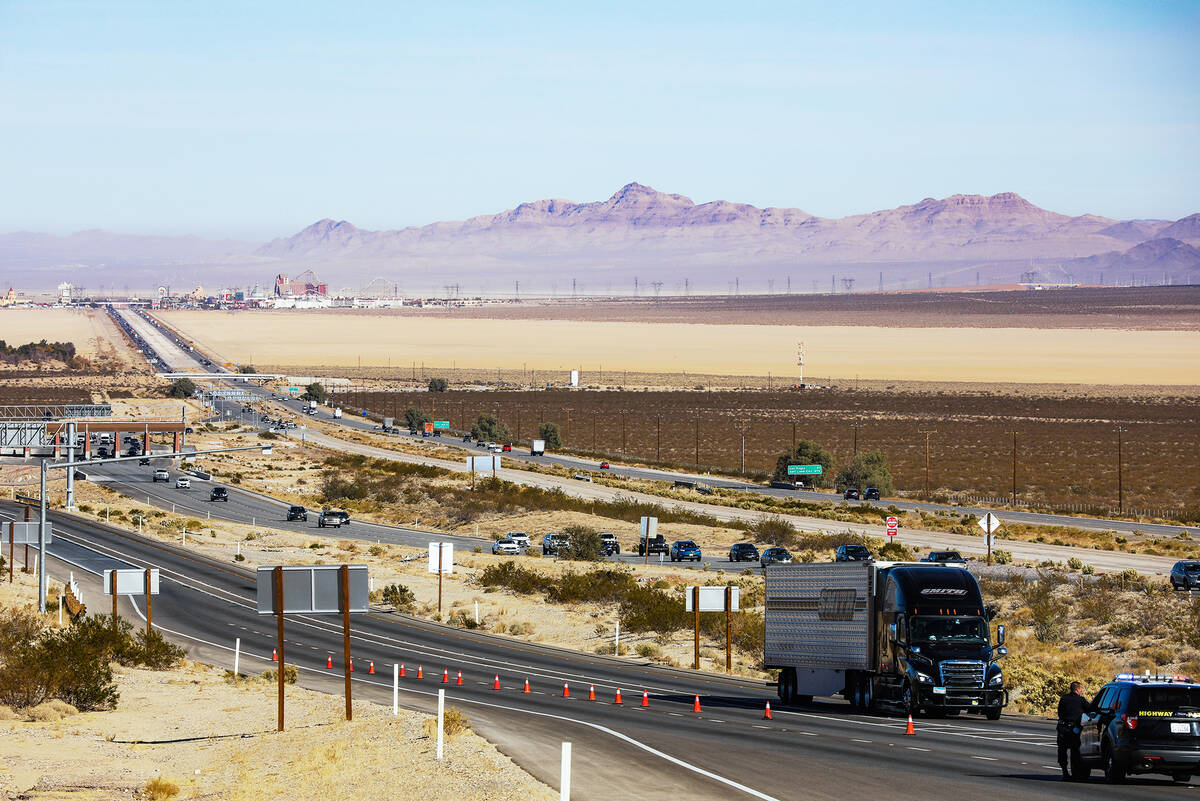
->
xmin=787 ymin=464 xmax=823 ymax=476
xmin=433 ymin=420 xmax=449 ymax=429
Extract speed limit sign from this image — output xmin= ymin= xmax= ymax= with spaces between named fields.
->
xmin=885 ymin=516 xmax=899 ymax=537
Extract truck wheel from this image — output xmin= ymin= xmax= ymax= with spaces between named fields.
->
xmin=985 ymin=706 xmax=1001 ymax=721
xmin=1171 ymin=772 xmax=1192 ymax=783
xmin=900 ymin=683 xmax=915 ymax=717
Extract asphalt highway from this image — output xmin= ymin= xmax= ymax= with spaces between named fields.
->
xmin=8 ymin=502 xmax=1194 ymax=800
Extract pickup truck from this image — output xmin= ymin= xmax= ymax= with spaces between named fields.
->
xmin=318 ymin=510 xmax=351 ymax=528
xmin=637 ymin=535 xmax=669 ymax=557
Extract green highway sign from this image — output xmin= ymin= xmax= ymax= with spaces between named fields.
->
xmin=787 ymin=464 xmax=823 ymax=476
xmin=433 ymin=420 xmax=450 ymax=429
xmin=287 ymin=386 xmax=299 ymax=393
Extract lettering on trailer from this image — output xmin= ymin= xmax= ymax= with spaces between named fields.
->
xmin=919 ymin=588 xmax=969 ymax=596
xmin=817 ymin=588 xmax=858 ymax=620
xmin=765 ymin=593 xmax=868 ymax=616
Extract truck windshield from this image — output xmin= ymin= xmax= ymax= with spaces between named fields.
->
xmin=910 ymin=616 xmax=987 ymax=645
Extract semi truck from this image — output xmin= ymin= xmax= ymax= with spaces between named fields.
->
xmin=765 ymin=561 xmax=1007 ymax=719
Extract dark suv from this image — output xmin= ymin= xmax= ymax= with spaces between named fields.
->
xmin=286 ymin=505 xmax=308 ymax=522
xmin=835 ymin=543 xmax=873 ymax=562
xmin=729 ymin=542 xmax=759 ymax=562
xmin=1077 ymin=674 xmax=1199 ymax=783
xmin=1170 ymin=561 xmax=1200 ymax=591
xmin=209 ymin=486 xmax=229 ymax=502
xmin=637 ymin=535 xmax=669 ymax=556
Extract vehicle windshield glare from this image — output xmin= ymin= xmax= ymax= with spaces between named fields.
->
xmin=909 ymin=616 xmax=988 ymax=644
xmin=1133 ymin=686 xmax=1200 ymax=711
xmin=677 ymin=541 xmax=696 ymax=548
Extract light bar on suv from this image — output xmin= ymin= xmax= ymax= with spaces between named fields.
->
xmin=1114 ymin=673 xmax=1194 ymax=683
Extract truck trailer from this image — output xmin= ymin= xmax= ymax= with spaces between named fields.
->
xmin=531 ymin=439 xmax=546 ymax=456
xmin=764 ymin=561 xmax=1007 ymax=718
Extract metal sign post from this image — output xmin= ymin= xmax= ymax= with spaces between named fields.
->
xmin=428 ymin=542 xmax=453 ymax=617
xmin=104 ymin=568 xmax=160 ymax=634
xmin=639 ymin=516 xmax=658 ymax=566
xmin=275 ymin=565 xmax=284 ymax=732
xmin=978 ymin=513 xmax=1003 ymax=566
xmin=693 ymin=586 xmax=700 ymax=669
xmin=886 ymin=515 xmax=899 ymax=538
xmin=342 ymin=564 xmax=352 ymax=721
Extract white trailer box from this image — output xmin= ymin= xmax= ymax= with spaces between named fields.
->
xmin=333 ymin=407 xmax=342 ymax=419
xmin=531 ymin=439 xmax=546 ymax=456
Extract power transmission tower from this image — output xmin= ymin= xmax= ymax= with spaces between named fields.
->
xmin=841 ymin=278 xmax=855 ymax=293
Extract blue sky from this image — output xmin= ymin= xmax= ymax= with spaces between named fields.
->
xmin=1 ymin=1 xmax=1197 ymax=238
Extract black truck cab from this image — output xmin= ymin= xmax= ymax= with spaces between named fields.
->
xmin=872 ymin=565 xmax=1006 ymax=718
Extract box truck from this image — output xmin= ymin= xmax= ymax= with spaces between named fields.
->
xmin=765 ymin=561 xmax=1007 ymax=718
xmin=531 ymin=439 xmax=546 ymax=456
xmin=333 ymin=407 xmax=342 ymax=419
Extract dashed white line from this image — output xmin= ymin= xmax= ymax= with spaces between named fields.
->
xmin=971 ymin=756 xmax=998 ymax=761
xmin=907 ymin=747 xmax=931 ymax=752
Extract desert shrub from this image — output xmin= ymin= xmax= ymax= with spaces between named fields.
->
xmin=635 ymin=643 xmax=662 ymax=658
xmin=368 ymin=544 xmax=385 ymax=557
xmin=1018 ymin=573 xmax=1070 ymax=643
xmin=470 ymin=413 xmax=508 ymax=443
xmin=619 ymin=586 xmax=689 ymax=635
xmin=750 ymin=515 xmax=796 ymax=547
xmin=507 ymin=621 xmax=535 ymax=636
xmin=1074 ymin=577 xmax=1119 ymax=624
xmin=1067 ymin=557 xmax=1083 ymax=570
xmin=135 ymin=629 xmax=186 ymax=670
xmin=550 ymin=567 xmax=637 ymax=604
xmin=318 ymin=469 xmax=368 ymax=503
xmin=729 ymin=610 xmax=765 ymax=662
xmin=538 ymin=422 xmax=562 ymax=449
xmin=143 ymin=777 xmax=180 ymax=800
xmin=427 ymin=377 xmax=448 ymax=393
xmin=260 ymin=665 xmax=298 ymax=684
xmin=992 ymin=549 xmax=1013 ymax=565
xmin=1005 ymin=658 xmax=1076 ymax=714
xmin=478 ymin=561 xmax=550 ymax=595
xmin=877 ymin=540 xmax=915 ymax=561
xmin=835 ymin=450 xmax=894 ymax=495
xmin=559 ymin=525 xmax=603 ymax=561
xmin=302 ymin=382 xmax=327 ymax=403
xmin=382 ymin=583 xmax=416 ymax=612
xmin=1177 ymin=597 xmax=1200 ymax=649
xmin=166 ymin=378 xmax=196 ymax=398
xmin=449 ymin=612 xmax=480 ymax=629
xmin=26 ymin=699 xmax=78 ymax=722
xmin=424 ymin=706 xmax=470 ymax=739
xmin=405 ymin=406 xmax=432 ymax=432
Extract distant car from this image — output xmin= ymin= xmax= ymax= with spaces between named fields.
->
xmin=598 ymin=532 xmax=621 ymax=556
xmin=175 ymin=477 xmax=190 ymax=488
xmin=835 ymin=544 xmax=873 ymax=562
xmin=492 ymin=538 xmax=521 ymax=555
xmin=318 ymin=509 xmax=350 ymax=528
xmin=572 ymin=473 xmax=593 ymax=482
xmin=843 ymin=488 xmax=862 ymax=501
xmin=502 ymin=444 xmax=512 ymax=452
xmin=600 ymin=462 xmax=611 ymax=470
xmin=184 ymin=426 xmax=194 ymax=434
xmin=729 ymin=542 xmax=760 ymax=562
xmin=138 ymin=457 xmax=151 ymax=466
xmin=542 ymin=533 xmax=570 ymax=556
xmin=920 ymin=550 xmax=967 ymax=564
xmin=152 ymin=469 xmax=169 ymax=482
xmin=1170 ymin=560 xmax=1200 ymax=591
xmin=286 ymin=505 xmax=308 ymax=522
xmin=670 ymin=540 xmax=702 ymax=562
xmin=863 ymin=488 xmax=881 ymax=500
xmin=209 ymin=486 xmax=229 ymax=502
xmin=462 ymin=435 xmax=473 ymax=442
xmin=476 ymin=441 xmax=489 ymax=449
xmin=760 ymin=547 xmax=793 ymax=567
xmin=770 ymin=480 xmax=801 ymax=490
xmin=507 ymin=532 xmax=530 ymax=549
xmin=490 ymin=445 xmax=504 ymax=453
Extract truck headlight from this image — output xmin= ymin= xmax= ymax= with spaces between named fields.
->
xmin=915 ymin=672 xmax=934 ymax=684
xmin=988 ymin=672 xmax=1003 ymax=686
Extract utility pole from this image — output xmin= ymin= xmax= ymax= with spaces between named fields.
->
xmin=621 ymin=412 xmax=627 ymax=458
xmin=1115 ymin=425 xmax=1126 ymax=513
xmin=1006 ymin=430 xmax=1019 ymax=505
xmin=919 ymin=429 xmax=937 ymax=499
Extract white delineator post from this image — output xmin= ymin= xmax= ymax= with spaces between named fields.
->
xmin=614 ymin=620 xmax=620 ymax=655
xmin=561 ymin=742 xmax=572 ymax=801
xmin=436 ymin=688 xmax=445 ymax=760
xmin=393 ymin=663 xmax=399 ymax=715
xmin=474 ymin=601 xmax=479 ymax=626
xmin=234 ymin=637 xmax=241 ymax=676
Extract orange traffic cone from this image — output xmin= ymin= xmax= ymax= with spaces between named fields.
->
xmin=326 ymin=655 xmax=333 ymax=669
xmin=641 ymin=691 xmax=649 ymax=707
xmin=417 ymin=665 xmax=424 ymax=679
xmin=562 ymin=682 xmax=570 ymax=698
xmin=400 ymin=663 xmax=406 ymax=678
xmin=271 ymin=648 xmax=278 ymax=662
xmin=693 ymin=695 xmax=702 ymax=713
xmin=614 ymin=688 xmax=623 ymax=704
xmin=350 ymin=658 xmax=354 ymax=672
xmin=368 ymin=660 xmax=375 ymax=675
xmin=456 ymin=671 xmax=464 ymax=686
xmin=493 ymin=675 xmax=501 ymax=691
xmin=523 ymin=678 xmax=531 ymax=694
xmin=764 ymin=702 xmax=773 ymax=720
xmin=442 ymin=669 xmax=449 ymax=684
xmin=904 ymin=714 xmax=915 ymax=735
xmin=588 ymin=684 xmax=596 ymax=701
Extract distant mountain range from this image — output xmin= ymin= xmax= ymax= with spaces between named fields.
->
xmin=4 ymin=185 xmax=1199 ymax=293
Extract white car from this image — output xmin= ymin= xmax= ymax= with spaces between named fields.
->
xmin=152 ymin=469 xmax=170 ymax=482
xmin=490 ymin=445 xmax=504 ymax=453
xmin=507 ymin=532 xmax=530 ymax=550
xmin=491 ymin=538 xmax=521 ymax=555
xmin=175 ymin=477 xmax=191 ymax=488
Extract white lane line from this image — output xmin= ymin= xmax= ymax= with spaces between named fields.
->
xmin=753 ymin=725 xmax=770 ymax=729
xmin=799 ymin=732 xmax=817 ymax=737
xmin=971 ymin=756 xmax=998 ymax=761
xmin=907 ymin=747 xmax=931 ymax=752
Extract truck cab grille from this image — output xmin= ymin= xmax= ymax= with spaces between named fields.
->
xmin=940 ymin=660 xmax=985 ymax=688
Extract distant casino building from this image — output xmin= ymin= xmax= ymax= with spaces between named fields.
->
xmin=273 ymin=270 xmax=328 ymax=297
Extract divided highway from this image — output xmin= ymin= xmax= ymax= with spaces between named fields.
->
xmin=8 ymin=502 xmax=1190 ymax=799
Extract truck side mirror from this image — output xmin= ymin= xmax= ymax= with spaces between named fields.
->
xmin=996 ymin=624 xmax=1005 ymax=645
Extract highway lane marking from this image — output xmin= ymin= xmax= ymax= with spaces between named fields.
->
xmin=752 ymin=725 xmax=770 ymax=729
xmin=906 ymin=747 xmax=930 ymax=752
xmin=799 ymin=731 xmax=816 ymax=736
xmin=971 ymin=756 xmax=998 ymax=761
xmin=851 ymin=738 xmax=871 ymax=743
xmin=120 ymin=597 xmax=783 ymax=801
xmin=773 ymin=708 xmax=1057 ymax=748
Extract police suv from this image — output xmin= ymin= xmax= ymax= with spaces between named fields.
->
xmin=1077 ymin=673 xmax=1200 ymax=784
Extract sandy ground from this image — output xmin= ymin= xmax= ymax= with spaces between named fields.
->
xmin=0 ymin=547 xmax=554 ymax=801
xmin=160 ymin=309 xmax=1200 ymax=385
xmin=0 ymin=308 xmax=138 ymax=370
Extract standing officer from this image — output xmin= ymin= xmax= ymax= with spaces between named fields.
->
xmin=1057 ymin=681 xmax=1096 ymax=780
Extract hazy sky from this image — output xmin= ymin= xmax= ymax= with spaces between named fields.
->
xmin=2 ymin=1 xmax=1197 ymax=238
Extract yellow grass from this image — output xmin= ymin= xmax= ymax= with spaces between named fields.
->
xmin=160 ymin=310 xmax=1200 ymax=385
xmin=0 ymin=308 xmax=132 ymax=364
